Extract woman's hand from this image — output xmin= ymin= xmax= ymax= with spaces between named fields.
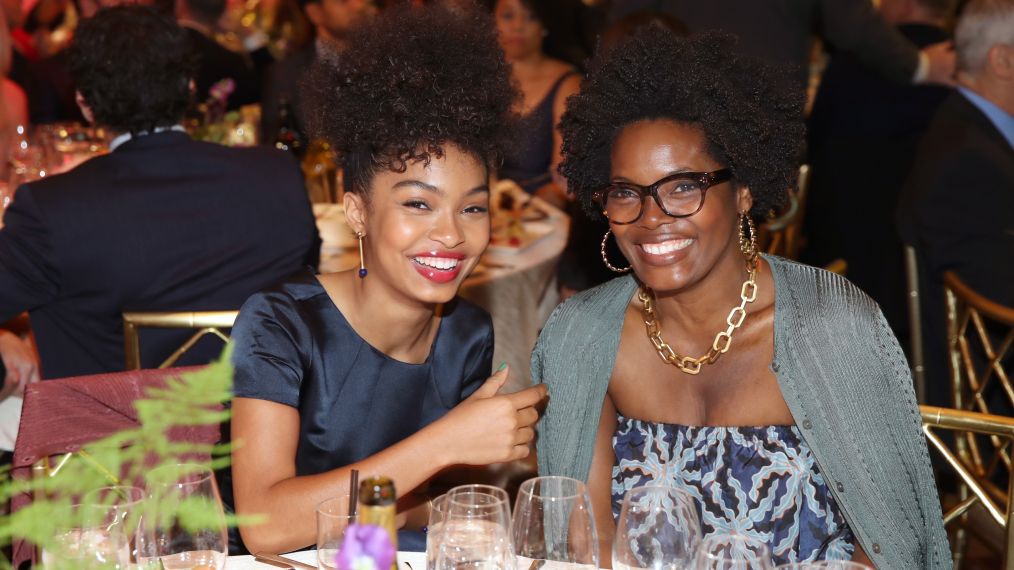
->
xmin=429 ymin=365 xmax=547 ymax=466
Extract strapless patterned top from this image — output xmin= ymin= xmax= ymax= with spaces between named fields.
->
xmin=612 ymin=415 xmax=855 ymax=565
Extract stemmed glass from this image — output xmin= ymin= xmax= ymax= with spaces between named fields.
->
xmin=137 ymin=464 xmax=228 ymax=570
xmin=43 ymin=502 xmax=134 ymax=569
xmin=694 ymin=533 xmax=774 ymax=570
xmin=434 ymin=486 xmax=514 ymax=570
xmin=512 ymin=476 xmax=599 ymax=570
xmin=612 ymin=486 xmax=701 ymax=570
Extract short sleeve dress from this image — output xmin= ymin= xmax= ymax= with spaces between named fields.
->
xmin=223 ymin=271 xmax=494 ymax=551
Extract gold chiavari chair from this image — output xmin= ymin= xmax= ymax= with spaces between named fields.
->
xmin=122 ymin=310 xmax=238 ymax=370
xmin=762 ymin=165 xmax=810 ymax=260
xmin=944 ymin=271 xmax=1014 ymax=415
xmin=921 ymin=405 xmax=1014 ymax=569
xmin=930 ymin=272 xmax=1014 ymax=567
xmin=905 ymin=244 xmax=928 ymax=403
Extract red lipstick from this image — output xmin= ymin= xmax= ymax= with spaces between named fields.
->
xmin=409 ymin=251 xmax=467 ymax=284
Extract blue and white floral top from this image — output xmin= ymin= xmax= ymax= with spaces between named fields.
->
xmin=612 ymin=415 xmax=855 ymax=565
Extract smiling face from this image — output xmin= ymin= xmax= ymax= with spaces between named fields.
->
xmin=493 ymin=0 xmax=543 ymax=61
xmin=609 ymin=119 xmax=752 ymax=294
xmin=344 ymin=144 xmax=490 ymax=306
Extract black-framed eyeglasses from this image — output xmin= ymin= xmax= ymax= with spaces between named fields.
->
xmin=592 ymin=168 xmax=733 ymax=224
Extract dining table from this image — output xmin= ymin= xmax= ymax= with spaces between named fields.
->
xmin=227 ymin=549 xmax=426 ymax=570
xmin=312 ymin=186 xmax=569 ymax=391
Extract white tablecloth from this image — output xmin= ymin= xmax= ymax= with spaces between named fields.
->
xmin=227 ymin=549 xmax=426 ymax=570
xmin=313 ymin=200 xmax=568 ymax=391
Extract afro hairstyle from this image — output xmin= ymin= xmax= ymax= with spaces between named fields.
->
xmin=559 ymin=28 xmax=805 ymax=219
xmin=308 ymin=4 xmax=517 ymax=196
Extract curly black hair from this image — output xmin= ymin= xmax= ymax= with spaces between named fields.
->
xmin=69 ymin=6 xmax=194 ymax=135
xmin=308 ymin=4 xmax=517 ymax=196
xmin=560 ymin=28 xmax=805 ymax=219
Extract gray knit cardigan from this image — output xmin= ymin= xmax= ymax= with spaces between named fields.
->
xmin=532 ymin=255 xmax=951 ymax=569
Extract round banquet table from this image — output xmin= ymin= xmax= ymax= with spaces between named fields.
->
xmin=227 ymin=549 xmax=425 ymax=570
xmin=313 ymin=197 xmax=569 ymax=392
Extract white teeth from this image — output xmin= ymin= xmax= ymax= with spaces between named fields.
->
xmin=413 ymin=257 xmax=460 ymax=270
xmin=640 ymin=239 xmax=693 ymax=256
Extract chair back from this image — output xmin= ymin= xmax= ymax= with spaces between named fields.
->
xmin=122 ymin=310 xmax=238 ymax=370
xmin=905 ymin=244 xmax=928 ymax=402
xmin=921 ymin=405 xmax=1014 ymax=568
xmin=10 ymin=366 xmax=220 ymax=565
xmin=944 ymin=271 xmax=1014 ymax=416
xmin=761 ymin=164 xmax=810 ymax=260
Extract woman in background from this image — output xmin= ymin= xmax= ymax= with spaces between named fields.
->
xmin=490 ymin=0 xmax=580 ymax=206
xmin=1 ymin=9 xmax=29 ymax=181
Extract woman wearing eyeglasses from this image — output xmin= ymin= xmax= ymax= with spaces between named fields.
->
xmin=532 ymin=29 xmax=949 ymax=569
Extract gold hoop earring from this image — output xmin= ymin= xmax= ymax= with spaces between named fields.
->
xmin=601 ymin=230 xmax=631 ymax=273
xmin=738 ymin=212 xmax=759 ymax=268
xmin=357 ymin=232 xmax=367 ymax=278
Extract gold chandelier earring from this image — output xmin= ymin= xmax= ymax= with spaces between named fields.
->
xmin=738 ymin=212 xmax=759 ymax=269
xmin=601 ymin=229 xmax=631 ymax=273
xmin=357 ymin=232 xmax=367 ymax=278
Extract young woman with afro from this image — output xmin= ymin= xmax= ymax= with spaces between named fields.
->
xmin=227 ymin=4 xmax=546 ymax=554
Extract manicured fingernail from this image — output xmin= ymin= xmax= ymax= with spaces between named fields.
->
xmin=497 ymin=362 xmax=507 ymax=372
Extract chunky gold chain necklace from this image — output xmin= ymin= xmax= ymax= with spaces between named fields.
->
xmin=638 ymin=259 xmax=759 ymax=375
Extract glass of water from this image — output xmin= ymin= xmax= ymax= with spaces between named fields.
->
xmin=317 ymin=496 xmax=357 ymax=570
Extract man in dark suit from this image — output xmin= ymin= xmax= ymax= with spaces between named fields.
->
xmin=0 ymin=6 xmax=320 ymax=379
xmin=898 ymin=0 xmax=1014 ymax=406
xmin=260 ymin=0 xmax=375 ymax=144
xmin=178 ymin=0 xmax=260 ymax=109
xmin=607 ymin=0 xmax=955 ymax=86
xmin=804 ymin=0 xmax=953 ymax=342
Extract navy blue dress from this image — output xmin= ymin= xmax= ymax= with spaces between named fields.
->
xmin=226 ymin=271 xmax=494 ymax=551
xmin=499 ymin=72 xmax=578 ymax=194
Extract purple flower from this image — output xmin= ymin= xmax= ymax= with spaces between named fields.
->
xmin=336 ymin=524 xmax=396 ymax=570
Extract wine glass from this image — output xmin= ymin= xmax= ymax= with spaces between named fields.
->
xmin=694 ymin=533 xmax=774 ymax=570
xmin=435 ymin=491 xmax=514 ymax=570
xmin=613 ymin=486 xmax=701 ymax=570
xmin=512 ymin=476 xmax=599 ymax=570
xmin=446 ymin=485 xmax=512 ymax=536
xmin=137 ymin=464 xmax=228 ymax=570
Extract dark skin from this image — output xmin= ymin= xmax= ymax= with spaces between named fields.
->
xmin=586 ymin=119 xmax=872 ymax=567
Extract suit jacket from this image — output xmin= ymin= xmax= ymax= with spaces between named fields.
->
xmin=609 ymin=0 xmax=919 ymax=84
xmin=0 ymin=131 xmax=320 ymax=378
xmin=898 ymin=91 xmax=1014 ymax=405
xmin=185 ymin=28 xmax=260 ymax=110
xmin=804 ymin=24 xmax=950 ymax=336
xmin=260 ymin=45 xmax=316 ymax=146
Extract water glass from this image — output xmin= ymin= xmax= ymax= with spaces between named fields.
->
xmin=43 ymin=502 xmax=133 ymax=570
xmin=137 ymin=464 xmax=228 ymax=570
xmin=512 ymin=476 xmax=599 ymax=570
xmin=83 ymin=486 xmax=146 ymax=562
xmin=694 ymin=533 xmax=774 ymax=570
xmin=435 ymin=493 xmax=514 ymax=570
xmin=613 ymin=486 xmax=701 ymax=570
xmin=317 ymin=496 xmax=357 ymax=570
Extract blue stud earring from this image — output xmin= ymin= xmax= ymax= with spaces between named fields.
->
xmin=357 ymin=232 xmax=367 ymax=278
